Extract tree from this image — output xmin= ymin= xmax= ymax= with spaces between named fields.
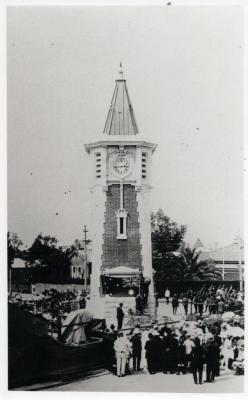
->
xmin=7 ymin=232 xmax=23 ymax=269
xmin=27 ymin=234 xmax=71 ymax=282
xmin=151 ymin=210 xmax=222 ymax=283
xmin=36 ymin=289 xmax=77 ymax=340
xmin=179 ymin=247 xmax=223 ymax=281
xmin=151 ymin=209 xmax=187 ymax=282
xmin=151 ymin=209 xmax=186 ymax=254
xmin=64 ymin=239 xmax=82 ymax=260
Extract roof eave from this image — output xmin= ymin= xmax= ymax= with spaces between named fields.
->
xmin=84 ymin=139 xmax=157 ymax=153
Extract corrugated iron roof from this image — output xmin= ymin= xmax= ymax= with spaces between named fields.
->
xmin=199 ymin=242 xmax=244 ymax=263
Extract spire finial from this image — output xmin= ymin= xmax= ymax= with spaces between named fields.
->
xmin=118 ymin=61 xmax=124 ymax=79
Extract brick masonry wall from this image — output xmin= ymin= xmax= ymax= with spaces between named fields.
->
xmin=102 ymin=184 xmax=142 ymax=271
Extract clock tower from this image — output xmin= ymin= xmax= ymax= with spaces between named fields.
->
xmin=85 ymin=65 xmax=157 ymax=317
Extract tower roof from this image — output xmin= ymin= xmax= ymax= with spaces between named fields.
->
xmin=103 ymin=63 xmax=139 ymax=136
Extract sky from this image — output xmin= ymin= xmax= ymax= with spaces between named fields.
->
xmin=7 ymin=5 xmax=244 ymax=250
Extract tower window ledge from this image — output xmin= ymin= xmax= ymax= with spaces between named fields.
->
xmin=117 ymin=234 xmax=127 ymax=240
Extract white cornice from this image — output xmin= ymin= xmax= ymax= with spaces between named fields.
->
xmin=84 ymin=136 xmax=157 ymax=153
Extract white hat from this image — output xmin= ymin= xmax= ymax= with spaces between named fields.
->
xmin=152 ymin=330 xmax=159 ymax=336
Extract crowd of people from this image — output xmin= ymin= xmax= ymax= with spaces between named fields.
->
xmin=104 ymin=286 xmax=245 ymax=382
xmin=163 ymin=287 xmax=244 ymax=317
xmin=8 ymin=288 xmax=90 ymax=314
xmin=102 ymin=313 xmax=244 ymax=382
xmin=9 ymin=284 xmax=244 ymax=384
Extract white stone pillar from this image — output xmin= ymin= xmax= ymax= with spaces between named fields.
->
xmin=87 ymin=184 xmax=107 ymax=318
xmin=136 ymin=184 xmax=155 ymax=316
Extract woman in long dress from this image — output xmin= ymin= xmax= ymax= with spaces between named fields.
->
xmin=222 ymin=335 xmax=234 ymax=370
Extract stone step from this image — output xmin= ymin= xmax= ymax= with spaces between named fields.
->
xmin=104 ymin=302 xmax=135 ymax=308
xmin=104 ymin=297 xmax=135 ymax=301
xmin=104 ymin=300 xmax=135 ymax=304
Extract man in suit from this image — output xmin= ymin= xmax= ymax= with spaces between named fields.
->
xmin=131 ymin=328 xmax=142 ymax=371
xmin=102 ymin=328 xmax=115 ymax=374
xmin=177 ymin=337 xmax=186 ymax=374
xmin=114 ymin=332 xmax=130 ymax=377
xmin=190 ymin=337 xmax=205 ymax=384
xmin=116 ymin=303 xmax=125 ymax=330
xmin=162 ymin=328 xmax=178 ymax=373
xmin=205 ymin=336 xmax=219 ymax=382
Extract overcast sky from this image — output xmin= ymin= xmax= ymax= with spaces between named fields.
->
xmin=7 ymin=5 xmax=244 ymax=249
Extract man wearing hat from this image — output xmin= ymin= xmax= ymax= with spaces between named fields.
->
xmin=145 ymin=333 xmax=155 ymax=374
xmin=109 ymin=324 xmax=118 ymax=340
xmin=205 ymin=336 xmax=219 ymax=383
xmin=131 ymin=328 xmax=142 ymax=371
xmin=162 ymin=328 xmax=178 ymax=374
xmin=184 ymin=334 xmax=195 ymax=370
xmin=103 ymin=328 xmax=115 ymax=374
xmin=114 ymin=332 xmax=130 ymax=377
xmin=190 ymin=337 xmax=204 ymax=384
xmin=152 ymin=330 xmax=163 ymax=373
xmin=116 ymin=303 xmax=125 ymax=330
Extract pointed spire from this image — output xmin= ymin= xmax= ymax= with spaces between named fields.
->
xmin=103 ymin=64 xmax=138 ymax=135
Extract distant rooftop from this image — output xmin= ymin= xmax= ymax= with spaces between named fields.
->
xmin=198 ymin=238 xmax=244 ymax=263
xmin=193 ymin=238 xmax=204 ymax=250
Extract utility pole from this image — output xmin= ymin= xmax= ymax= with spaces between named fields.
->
xmin=83 ymin=225 xmax=88 ymax=291
xmin=222 ymin=245 xmax=225 ymax=281
xmin=234 ymin=236 xmax=243 ymax=292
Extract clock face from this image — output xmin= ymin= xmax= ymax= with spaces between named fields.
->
xmin=113 ymin=156 xmax=130 ymax=176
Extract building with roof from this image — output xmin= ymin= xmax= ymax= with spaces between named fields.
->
xmin=10 ymin=257 xmax=31 ymax=293
xmin=198 ymin=237 xmax=244 ymax=283
xmin=70 ymin=247 xmax=92 ymax=282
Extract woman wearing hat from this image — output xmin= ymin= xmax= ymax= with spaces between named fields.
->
xmin=222 ymin=334 xmax=234 ymax=371
xmin=232 ymin=341 xmax=244 ymax=375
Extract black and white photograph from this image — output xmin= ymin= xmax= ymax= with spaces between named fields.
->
xmin=4 ymin=1 xmax=245 ymax=394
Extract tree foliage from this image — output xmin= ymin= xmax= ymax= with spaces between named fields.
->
xmin=35 ymin=288 xmax=78 ymax=339
xmin=151 ymin=210 xmax=222 ymax=282
xmin=151 ymin=210 xmax=187 ymax=281
xmin=151 ymin=209 xmax=186 ymax=254
xmin=27 ymin=234 xmax=71 ymax=281
xmin=179 ymin=247 xmax=222 ymax=281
